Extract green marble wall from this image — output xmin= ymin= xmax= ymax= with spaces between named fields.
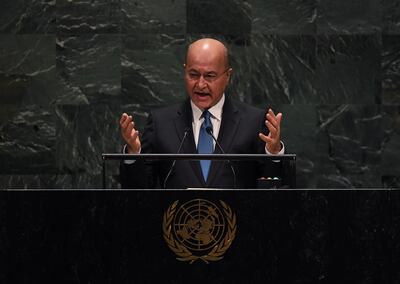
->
xmin=0 ymin=0 xmax=399 ymax=188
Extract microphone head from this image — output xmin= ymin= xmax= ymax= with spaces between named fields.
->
xmin=206 ymin=126 xmax=213 ymax=135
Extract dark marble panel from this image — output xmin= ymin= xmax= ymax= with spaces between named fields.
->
xmin=382 ymin=35 xmax=400 ymax=105
xmin=317 ymin=0 xmax=381 ymax=34
xmin=250 ymin=35 xmax=316 ymax=105
xmin=0 ymin=174 xmax=118 ymax=190
xmin=316 ymin=35 xmax=381 ymax=104
xmin=0 ymin=175 xmax=64 ymax=189
xmin=316 ymin=105 xmax=383 ymax=188
xmin=0 ymin=35 xmax=57 ymax=110
xmin=251 ymin=0 xmax=316 ymax=34
xmin=187 ymin=0 xmax=251 ymax=41
xmin=382 ymin=0 xmax=400 ymax=34
xmin=0 ymin=36 xmax=58 ymax=180
xmin=0 ymin=35 xmax=55 ymax=76
xmin=56 ymin=34 xmax=120 ymax=105
xmin=274 ymin=105 xmax=317 ymax=188
xmin=56 ymin=173 xmax=119 ymax=189
xmin=0 ymin=74 xmax=28 ymax=127
xmin=382 ymin=176 xmax=400 ymax=188
xmin=55 ymin=102 xmax=122 ymax=186
xmin=121 ymin=0 xmax=186 ymax=34
xmin=0 ymin=105 xmax=56 ymax=176
xmin=224 ymin=39 xmax=252 ymax=103
xmin=381 ymin=106 xmax=400 ymax=182
xmin=121 ymin=34 xmax=186 ymax=109
xmin=0 ymin=37 xmax=57 ymax=179
xmin=56 ymin=0 xmax=120 ymax=34
xmin=0 ymin=1 xmax=398 ymax=189
xmin=0 ymin=0 xmax=55 ymax=34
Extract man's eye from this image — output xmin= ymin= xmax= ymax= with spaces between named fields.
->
xmin=204 ymin=74 xmax=216 ymax=80
xmin=189 ymin=73 xmax=200 ymax=78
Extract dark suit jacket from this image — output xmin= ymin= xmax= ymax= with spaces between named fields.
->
xmin=120 ymin=96 xmax=272 ymax=189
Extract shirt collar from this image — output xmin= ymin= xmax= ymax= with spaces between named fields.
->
xmin=190 ymin=94 xmax=225 ymax=122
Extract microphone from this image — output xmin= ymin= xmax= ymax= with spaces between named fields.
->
xmin=205 ymin=126 xmax=237 ymax=189
xmin=163 ymin=127 xmax=190 ymax=189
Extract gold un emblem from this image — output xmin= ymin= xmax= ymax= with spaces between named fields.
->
xmin=163 ymin=199 xmax=237 ymax=264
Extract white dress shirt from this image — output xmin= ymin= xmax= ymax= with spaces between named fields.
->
xmin=190 ymin=94 xmax=224 ymax=148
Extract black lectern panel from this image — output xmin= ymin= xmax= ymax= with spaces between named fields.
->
xmin=2 ymin=190 xmax=399 ymax=283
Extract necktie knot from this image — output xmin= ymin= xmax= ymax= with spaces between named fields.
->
xmin=202 ymin=110 xmax=212 ymax=130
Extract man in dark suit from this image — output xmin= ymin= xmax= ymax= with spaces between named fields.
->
xmin=119 ymin=38 xmax=283 ymax=189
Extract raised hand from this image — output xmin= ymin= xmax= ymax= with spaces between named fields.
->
xmin=120 ymin=113 xmax=141 ymax=154
xmin=258 ymin=108 xmax=282 ymax=154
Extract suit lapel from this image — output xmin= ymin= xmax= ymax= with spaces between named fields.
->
xmin=174 ymin=99 xmax=206 ymax=187
xmin=207 ymin=97 xmax=240 ymax=186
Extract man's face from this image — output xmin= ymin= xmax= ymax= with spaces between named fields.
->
xmin=184 ymin=44 xmax=231 ymax=110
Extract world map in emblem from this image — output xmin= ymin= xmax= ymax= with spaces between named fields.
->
xmin=174 ymin=199 xmax=226 ymax=251
xmin=163 ymin=199 xmax=237 ymax=264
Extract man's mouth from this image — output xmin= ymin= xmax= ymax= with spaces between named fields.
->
xmin=194 ymin=91 xmax=211 ymax=97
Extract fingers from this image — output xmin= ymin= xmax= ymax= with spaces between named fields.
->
xmin=265 ymin=109 xmax=282 ymax=137
xmin=266 ymin=120 xmax=277 ymax=138
xmin=128 ymin=130 xmax=139 ymax=146
xmin=119 ymin=113 xmax=128 ymax=125
xmin=125 ymin=119 xmax=135 ymax=138
xmin=259 ymin=133 xmax=273 ymax=144
xmin=266 ymin=109 xmax=282 ymax=130
xmin=261 ymin=108 xmax=283 ymax=154
xmin=120 ymin=113 xmax=135 ymax=130
xmin=120 ymin=113 xmax=137 ymax=139
xmin=119 ymin=113 xmax=141 ymax=153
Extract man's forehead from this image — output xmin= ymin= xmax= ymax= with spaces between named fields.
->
xmin=186 ymin=50 xmax=226 ymax=67
xmin=186 ymin=40 xmax=228 ymax=68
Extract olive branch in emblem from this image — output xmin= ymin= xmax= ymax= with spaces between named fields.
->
xmin=200 ymin=200 xmax=237 ymax=263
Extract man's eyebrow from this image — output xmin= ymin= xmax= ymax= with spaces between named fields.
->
xmin=189 ymin=70 xmax=217 ymax=74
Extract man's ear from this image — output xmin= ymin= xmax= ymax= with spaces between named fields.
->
xmin=227 ymin=68 xmax=233 ymax=81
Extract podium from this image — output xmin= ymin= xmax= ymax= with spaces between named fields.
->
xmin=3 ymin=189 xmax=399 ymax=283
xmin=102 ymin=153 xmax=297 ymax=189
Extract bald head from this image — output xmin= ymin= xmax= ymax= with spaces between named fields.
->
xmin=186 ymin=38 xmax=229 ymax=69
xmin=184 ymin=38 xmax=232 ymax=109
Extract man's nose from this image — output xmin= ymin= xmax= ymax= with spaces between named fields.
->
xmin=197 ymin=75 xmax=207 ymax=88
